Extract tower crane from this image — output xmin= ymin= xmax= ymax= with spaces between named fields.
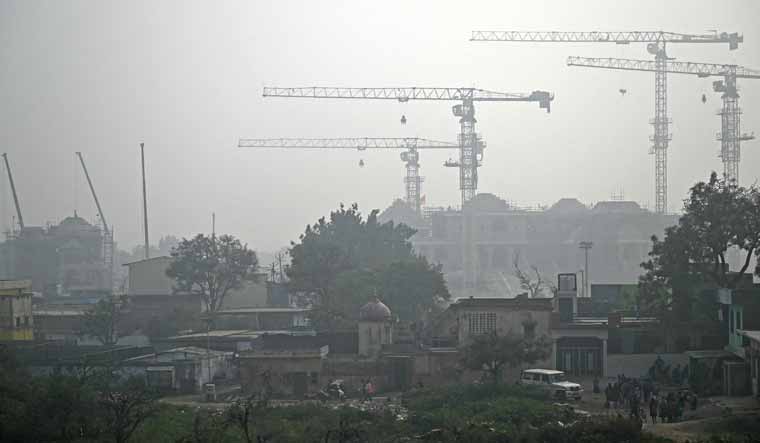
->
xmin=2 ymin=153 xmax=24 ymax=232
xmin=238 ymin=137 xmax=458 ymax=216
xmin=76 ymin=152 xmax=113 ymax=289
xmin=262 ymin=87 xmax=553 ymax=206
xmin=567 ymin=57 xmax=759 ymax=185
xmin=471 ymin=30 xmax=742 ymax=213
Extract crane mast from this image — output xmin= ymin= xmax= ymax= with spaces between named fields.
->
xmin=1 ymin=153 xmax=24 ymax=232
xmin=471 ymin=29 xmax=742 ymax=213
xmin=238 ymin=137 xmax=458 ymax=216
xmin=567 ymin=57 xmax=759 ymax=184
xmin=75 ymin=152 xmax=113 ymax=290
xmin=262 ymin=87 xmax=552 ymax=206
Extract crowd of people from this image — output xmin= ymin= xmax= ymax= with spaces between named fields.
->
xmin=603 ymin=371 xmax=698 ymax=424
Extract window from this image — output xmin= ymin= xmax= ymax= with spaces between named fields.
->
xmin=468 ymin=312 xmax=497 ymax=335
xmin=23 ymin=316 xmax=29 ymax=327
xmin=15 ymin=317 xmax=20 ymax=328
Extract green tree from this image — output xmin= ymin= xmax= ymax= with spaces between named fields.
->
xmin=286 ymin=203 xmax=449 ymax=330
xmin=639 ymin=173 xmax=760 ymax=348
xmin=460 ymin=331 xmax=551 ymax=383
xmin=673 ymin=172 xmax=760 ymax=289
xmin=379 ymin=258 xmax=449 ymax=321
xmin=167 ymin=233 xmax=259 ymax=313
xmin=639 ymin=172 xmax=760 ymax=324
xmin=80 ymin=295 xmax=126 ymax=346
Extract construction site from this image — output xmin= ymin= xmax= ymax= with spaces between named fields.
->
xmin=0 ymin=153 xmax=113 ymax=297
xmin=2 ymin=3 xmax=760 ymax=441
xmin=239 ymin=31 xmax=756 ymax=297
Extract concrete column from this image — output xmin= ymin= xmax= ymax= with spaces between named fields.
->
xmin=551 ymin=339 xmax=558 ymax=370
xmin=602 ymin=339 xmax=608 ymax=378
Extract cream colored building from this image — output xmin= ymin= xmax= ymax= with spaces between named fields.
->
xmin=0 ymin=279 xmax=33 ymax=341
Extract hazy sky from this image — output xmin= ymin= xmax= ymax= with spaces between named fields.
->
xmin=1 ymin=1 xmax=758 ymax=255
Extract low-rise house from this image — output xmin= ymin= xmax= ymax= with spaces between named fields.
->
xmin=239 ymin=335 xmax=328 ymax=397
xmin=122 ymin=346 xmax=233 ymax=393
xmin=213 ymin=307 xmax=310 ymax=331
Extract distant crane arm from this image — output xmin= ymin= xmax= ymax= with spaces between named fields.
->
xmin=75 ymin=152 xmax=109 ymax=234
xmin=2 ymin=153 xmax=23 ymax=229
xmin=567 ymin=56 xmax=760 ymax=79
xmin=263 ymin=87 xmax=553 ymax=108
xmin=238 ymin=137 xmax=457 ymax=150
xmin=471 ymin=30 xmax=742 ymax=48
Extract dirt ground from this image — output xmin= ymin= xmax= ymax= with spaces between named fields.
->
xmin=573 ymin=378 xmax=760 ymax=442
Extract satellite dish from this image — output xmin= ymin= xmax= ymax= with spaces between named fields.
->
xmin=619 ymin=88 xmax=627 ymax=96
xmin=646 ymin=43 xmax=659 ymax=55
xmin=359 ymin=159 xmax=365 ymax=168
xmin=400 ymin=114 xmax=407 ymax=125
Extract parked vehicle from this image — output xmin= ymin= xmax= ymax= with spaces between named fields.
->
xmin=520 ymin=369 xmax=583 ymax=400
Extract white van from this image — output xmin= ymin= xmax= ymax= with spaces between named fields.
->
xmin=519 ymin=369 xmax=583 ymax=400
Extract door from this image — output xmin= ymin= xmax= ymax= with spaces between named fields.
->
xmin=292 ymin=372 xmax=308 ymax=397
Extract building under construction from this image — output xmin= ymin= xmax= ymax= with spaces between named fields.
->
xmin=0 ymin=214 xmax=112 ymax=297
xmin=380 ymin=193 xmax=678 ymax=298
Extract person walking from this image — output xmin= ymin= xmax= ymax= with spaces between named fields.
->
xmin=649 ymin=396 xmax=658 ymax=424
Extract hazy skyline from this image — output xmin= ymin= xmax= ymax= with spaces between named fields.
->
xmin=1 ymin=0 xmax=758 ymax=254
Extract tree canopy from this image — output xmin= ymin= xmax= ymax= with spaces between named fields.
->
xmin=167 ymin=234 xmax=259 ymax=313
xmin=639 ymin=172 xmax=760 ymax=335
xmin=287 ymin=203 xmax=449 ymax=330
xmin=79 ymin=295 xmax=126 ymax=346
xmin=460 ymin=331 xmax=552 ymax=383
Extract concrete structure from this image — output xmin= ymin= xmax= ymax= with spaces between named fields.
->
xmin=33 ymin=305 xmax=86 ymax=343
xmin=440 ymin=295 xmax=553 ymax=346
xmin=122 ymin=347 xmax=233 ymax=393
xmin=384 ymin=194 xmax=677 ymax=297
xmin=0 ymin=214 xmax=111 ymax=296
xmin=0 ymin=279 xmax=33 ymax=341
xmin=738 ymin=330 xmax=760 ymax=399
xmin=122 ymin=256 xmax=270 ymax=339
xmin=239 ymin=345 xmax=328 ymax=397
xmin=213 ymin=307 xmax=310 ymax=331
xmin=358 ymin=298 xmax=393 ymax=357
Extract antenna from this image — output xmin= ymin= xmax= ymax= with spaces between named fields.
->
xmin=140 ymin=143 xmax=150 ymax=259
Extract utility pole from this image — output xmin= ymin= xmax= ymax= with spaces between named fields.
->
xmin=579 ymin=241 xmax=593 ymax=298
xmin=140 ymin=143 xmax=150 ymax=259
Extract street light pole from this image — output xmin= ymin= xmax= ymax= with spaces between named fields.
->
xmin=579 ymin=241 xmax=593 ymax=298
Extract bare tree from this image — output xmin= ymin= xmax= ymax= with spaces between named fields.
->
xmin=98 ymin=377 xmax=159 ymax=443
xmin=512 ymin=252 xmax=554 ymax=298
xmin=226 ymin=370 xmax=272 ymax=443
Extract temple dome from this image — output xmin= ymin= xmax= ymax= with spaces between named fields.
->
xmin=359 ymin=298 xmax=392 ymax=322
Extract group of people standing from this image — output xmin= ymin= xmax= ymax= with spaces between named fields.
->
xmin=604 ymin=373 xmax=698 ymax=424
xmin=647 ymin=390 xmax=697 ymax=424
